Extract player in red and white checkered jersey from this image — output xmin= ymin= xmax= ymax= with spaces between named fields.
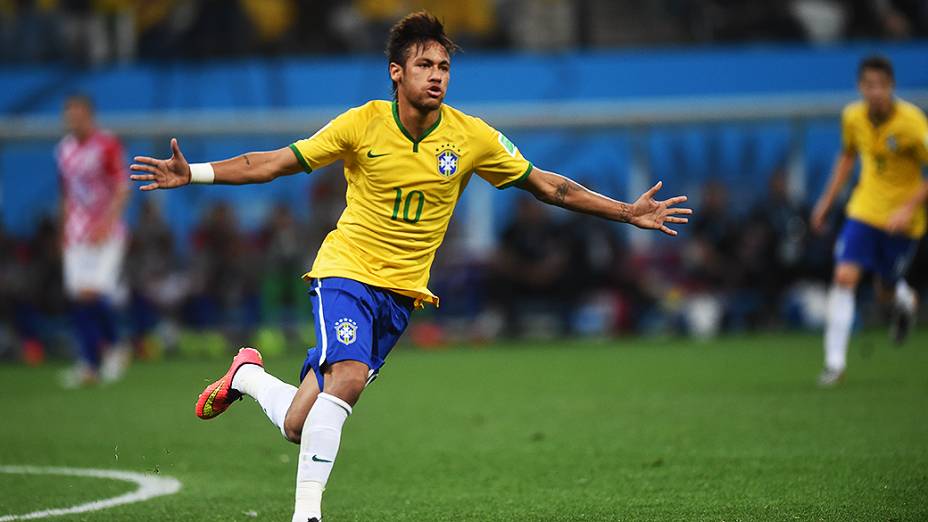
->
xmin=56 ymin=94 xmax=131 ymax=386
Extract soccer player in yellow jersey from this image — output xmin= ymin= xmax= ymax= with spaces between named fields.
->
xmin=131 ymin=12 xmax=691 ymax=521
xmin=811 ymin=55 xmax=928 ymax=387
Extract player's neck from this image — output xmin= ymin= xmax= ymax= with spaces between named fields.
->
xmin=73 ymin=126 xmax=96 ymax=142
xmin=867 ymin=101 xmax=895 ymax=127
xmin=395 ymin=98 xmax=440 ymax=140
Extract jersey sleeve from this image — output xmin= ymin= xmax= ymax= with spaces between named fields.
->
xmin=104 ymin=135 xmax=127 ymax=186
xmin=841 ymin=107 xmax=857 ymax=154
xmin=289 ymin=107 xmax=362 ymax=173
xmin=472 ymin=118 xmax=533 ymax=189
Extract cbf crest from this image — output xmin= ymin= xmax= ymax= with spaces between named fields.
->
xmin=436 ymin=142 xmax=463 ymax=177
xmin=886 ymin=134 xmax=897 ymax=152
xmin=335 ymin=318 xmax=358 ymax=345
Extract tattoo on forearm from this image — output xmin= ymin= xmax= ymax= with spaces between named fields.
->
xmin=616 ymin=203 xmax=631 ymax=223
xmin=538 ymin=174 xmax=624 ymax=221
xmin=243 ymin=154 xmax=251 ymax=166
xmin=553 ymin=181 xmax=570 ymax=205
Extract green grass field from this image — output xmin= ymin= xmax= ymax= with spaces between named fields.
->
xmin=2 ymin=330 xmax=927 ymax=521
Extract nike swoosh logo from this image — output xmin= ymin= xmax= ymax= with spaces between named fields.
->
xmin=311 ymin=455 xmax=333 ymax=463
xmin=202 ymin=378 xmax=224 ymax=417
xmin=367 ymin=150 xmax=389 ymax=158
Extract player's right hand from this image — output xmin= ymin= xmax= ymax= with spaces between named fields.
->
xmin=130 ymin=138 xmax=191 ymax=191
xmin=810 ymin=201 xmax=829 ymax=235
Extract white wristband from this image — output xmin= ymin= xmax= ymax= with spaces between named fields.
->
xmin=189 ymin=163 xmax=215 ymax=184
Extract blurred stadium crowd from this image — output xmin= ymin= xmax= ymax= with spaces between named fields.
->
xmin=2 ymin=0 xmax=928 ymax=65
xmin=2 ymin=2 xmax=927 ymax=363
xmin=3 ymin=162 xmax=925 ymax=362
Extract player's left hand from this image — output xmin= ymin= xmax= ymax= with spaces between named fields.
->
xmin=628 ymin=181 xmax=692 ymax=236
xmin=130 ymin=138 xmax=191 ymax=191
xmin=887 ymin=204 xmax=915 ymax=235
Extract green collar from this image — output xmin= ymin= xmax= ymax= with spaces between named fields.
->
xmin=392 ymin=100 xmax=442 ymax=152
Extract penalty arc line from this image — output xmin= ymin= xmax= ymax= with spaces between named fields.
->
xmin=0 ymin=465 xmax=182 ymax=521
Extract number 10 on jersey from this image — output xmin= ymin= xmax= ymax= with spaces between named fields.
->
xmin=392 ymin=188 xmax=425 ymax=223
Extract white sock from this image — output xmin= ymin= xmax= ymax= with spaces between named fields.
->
xmin=232 ymin=365 xmax=297 ymax=436
xmin=293 ymin=392 xmax=351 ymax=521
xmin=824 ymin=285 xmax=855 ymax=372
xmin=895 ymin=279 xmax=917 ymax=313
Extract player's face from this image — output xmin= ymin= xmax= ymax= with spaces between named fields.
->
xmin=63 ymin=101 xmax=93 ymax=137
xmin=391 ymin=41 xmax=450 ymax=112
xmin=858 ymin=69 xmax=894 ymax=116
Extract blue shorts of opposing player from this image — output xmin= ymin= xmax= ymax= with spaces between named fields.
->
xmin=300 ymin=278 xmax=414 ymax=391
xmin=835 ymin=218 xmax=918 ymax=284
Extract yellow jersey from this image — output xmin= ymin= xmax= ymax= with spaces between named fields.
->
xmin=842 ymin=99 xmax=928 ymax=238
xmin=290 ymin=100 xmax=533 ymax=306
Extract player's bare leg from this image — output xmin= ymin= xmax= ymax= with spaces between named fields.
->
xmin=820 ymin=262 xmax=861 ymax=387
xmin=282 ymin=372 xmax=322 ymax=443
xmin=875 ymin=278 xmax=919 ymax=345
xmin=292 ymin=360 xmax=368 ymax=522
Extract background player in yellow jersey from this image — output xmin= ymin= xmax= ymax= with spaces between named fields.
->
xmin=811 ymin=55 xmax=928 ymax=387
xmin=131 ymin=12 xmax=691 ymax=521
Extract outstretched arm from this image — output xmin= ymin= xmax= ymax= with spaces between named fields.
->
xmin=130 ymin=138 xmax=303 ymax=191
xmin=516 ymin=167 xmax=691 ymax=236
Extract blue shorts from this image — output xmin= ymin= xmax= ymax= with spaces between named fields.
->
xmin=834 ymin=218 xmax=918 ymax=284
xmin=299 ymin=277 xmax=414 ymax=391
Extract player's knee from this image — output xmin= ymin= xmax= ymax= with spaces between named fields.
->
xmin=874 ymin=280 xmax=895 ymax=303
xmin=833 ymin=272 xmax=857 ymax=288
xmin=323 ymin=362 xmax=369 ymax=406
xmin=325 ymin=378 xmax=366 ymax=406
xmin=833 ymin=266 xmax=860 ymax=289
xmin=282 ymin=412 xmax=304 ymax=444
xmin=76 ymin=289 xmax=100 ymax=302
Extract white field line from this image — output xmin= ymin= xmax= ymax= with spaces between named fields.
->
xmin=0 ymin=466 xmax=181 ymax=521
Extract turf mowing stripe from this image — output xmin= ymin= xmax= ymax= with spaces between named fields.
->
xmin=0 ymin=466 xmax=181 ymax=521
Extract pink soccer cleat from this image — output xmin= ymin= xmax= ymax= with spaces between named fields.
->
xmin=195 ymin=347 xmax=263 ymax=420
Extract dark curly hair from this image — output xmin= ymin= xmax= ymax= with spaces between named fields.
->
xmin=858 ymin=55 xmax=894 ymax=82
xmin=385 ymin=11 xmax=460 ymax=98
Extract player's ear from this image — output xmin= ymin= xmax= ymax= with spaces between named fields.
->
xmin=389 ymin=62 xmax=403 ymax=84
